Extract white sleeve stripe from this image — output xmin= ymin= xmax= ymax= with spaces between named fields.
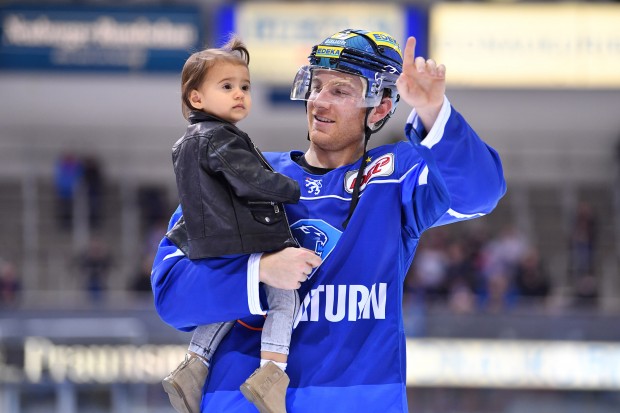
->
xmin=163 ymin=249 xmax=184 ymax=261
xmin=247 ymin=253 xmax=266 ymax=315
xmin=447 ymin=208 xmax=486 ymax=219
xmin=405 ymin=97 xmax=452 ymax=150
xmin=418 ymin=166 xmax=429 ymax=185
xmin=400 ymin=163 xmax=420 ymax=183
xmin=300 ymin=194 xmax=351 ymax=201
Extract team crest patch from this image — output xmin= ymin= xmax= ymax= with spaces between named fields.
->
xmin=290 ymin=219 xmax=341 ymax=278
xmin=344 ymin=153 xmax=395 ymax=194
xmin=305 ymin=177 xmax=322 ymax=195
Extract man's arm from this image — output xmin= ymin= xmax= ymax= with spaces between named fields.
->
xmin=407 ymin=99 xmax=506 ymax=226
xmin=151 ymin=208 xmax=261 ymax=331
xmin=152 ymin=208 xmax=320 ymax=331
xmin=397 ymin=36 xmax=506 ymax=226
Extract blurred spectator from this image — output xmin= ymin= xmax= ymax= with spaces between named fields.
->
xmin=403 ymin=218 xmax=577 ymax=316
xmin=480 ymin=270 xmax=513 ymax=313
xmin=409 ymin=228 xmax=450 ymax=303
xmin=444 ymin=241 xmax=479 ymax=314
xmin=75 ymin=236 xmax=113 ymax=302
xmin=54 ymin=152 xmax=83 ymax=230
xmin=142 ymin=217 xmax=168 ymax=257
xmin=129 ymin=253 xmax=154 ymax=296
xmin=514 ymin=247 xmax=551 ymax=305
xmin=476 ymin=225 xmax=529 ymax=312
xmin=445 ymin=241 xmax=479 ymax=292
xmin=447 ymin=281 xmax=476 ymax=315
xmin=0 ymin=259 xmax=20 ymax=305
xmin=481 ymin=224 xmax=529 ymax=279
xmin=81 ymin=155 xmax=105 ymax=229
xmin=137 ymin=185 xmax=170 ymax=231
xmin=402 ymin=229 xmax=450 ymax=336
xmin=568 ymin=201 xmax=598 ymax=306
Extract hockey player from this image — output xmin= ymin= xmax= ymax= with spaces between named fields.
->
xmin=152 ymin=29 xmax=506 ymax=412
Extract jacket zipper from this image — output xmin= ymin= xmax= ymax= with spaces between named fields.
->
xmin=251 ymin=144 xmax=299 ymax=247
xmin=248 ymin=200 xmax=279 ymax=214
xmin=247 ymin=146 xmax=282 ymax=216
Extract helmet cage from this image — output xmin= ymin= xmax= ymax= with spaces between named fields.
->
xmin=290 ymin=65 xmax=391 ymax=108
xmin=291 ymin=29 xmax=402 ymax=113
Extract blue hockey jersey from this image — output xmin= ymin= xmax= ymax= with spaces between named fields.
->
xmin=152 ymin=99 xmax=506 ymax=412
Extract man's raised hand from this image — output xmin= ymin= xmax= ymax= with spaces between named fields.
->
xmin=396 ymin=36 xmax=446 ymax=130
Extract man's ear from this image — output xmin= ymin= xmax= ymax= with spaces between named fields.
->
xmin=368 ymin=96 xmax=392 ymax=125
xmin=189 ymin=90 xmax=203 ymax=109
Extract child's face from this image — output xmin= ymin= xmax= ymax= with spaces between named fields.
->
xmin=189 ymin=61 xmax=251 ymax=124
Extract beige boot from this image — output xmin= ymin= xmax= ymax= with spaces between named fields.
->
xmin=162 ymin=353 xmax=209 ymax=413
xmin=240 ymin=362 xmax=290 ymax=413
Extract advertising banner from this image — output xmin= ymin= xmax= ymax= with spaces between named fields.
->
xmin=0 ymin=6 xmax=202 ymax=72
xmin=216 ymin=2 xmax=413 ymax=84
xmin=2 ymin=336 xmax=620 ymax=390
xmin=430 ymin=3 xmax=620 ymax=88
xmin=407 ymin=338 xmax=620 ymax=390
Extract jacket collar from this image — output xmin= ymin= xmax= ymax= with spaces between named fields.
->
xmin=188 ymin=110 xmax=232 ymax=125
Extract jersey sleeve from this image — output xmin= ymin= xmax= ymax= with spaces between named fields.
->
xmin=151 ymin=207 xmax=265 ymax=332
xmin=399 ymin=140 xmax=451 ymax=239
xmin=405 ymin=97 xmax=506 ymax=227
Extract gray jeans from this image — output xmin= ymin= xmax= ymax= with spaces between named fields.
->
xmin=189 ymin=285 xmax=300 ymax=360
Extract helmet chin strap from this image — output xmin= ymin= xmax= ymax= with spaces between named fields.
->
xmin=342 ymin=108 xmax=376 ymax=229
xmin=303 ymin=101 xmax=390 ymax=228
xmin=305 ymin=101 xmax=311 ymax=141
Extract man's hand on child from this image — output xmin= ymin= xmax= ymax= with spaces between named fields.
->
xmin=259 ymin=248 xmax=322 ymax=289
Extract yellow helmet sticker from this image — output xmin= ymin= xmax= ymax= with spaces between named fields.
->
xmin=315 ymin=46 xmax=344 ymax=59
xmin=368 ymin=32 xmax=402 ymax=58
xmin=329 ymin=32 xmax=357 ymax=40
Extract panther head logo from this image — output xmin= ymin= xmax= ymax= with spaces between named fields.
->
xmin=292 ymin=225 xmax=328 ymax=257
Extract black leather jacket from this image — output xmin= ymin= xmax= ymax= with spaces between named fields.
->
xmin=167 ymin=111 xmax=300 ymax=259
